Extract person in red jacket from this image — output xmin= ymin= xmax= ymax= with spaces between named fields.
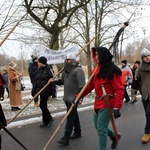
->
xmin=79 ymin=47 xmax=124 ymax=150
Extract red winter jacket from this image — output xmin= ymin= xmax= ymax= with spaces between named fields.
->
xmin=81 ymin=65 xmax=124 ymax=109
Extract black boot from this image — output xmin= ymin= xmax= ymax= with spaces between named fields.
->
xmin=110 ymin=133 xmax=122 ymax=149
xmin=57 ymin=137 xmax=69 ymax=146
xmin=70 ymin=132 xmax=81 ymax=139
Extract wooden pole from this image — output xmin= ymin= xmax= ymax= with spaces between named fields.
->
xmin=43 ymin=68 xmax=98 ymax=150
xmin=0 ymin=14 xmax=27 ymax=47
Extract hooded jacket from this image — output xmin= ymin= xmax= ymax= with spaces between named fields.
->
xmin=80 ymin=47 xmax=124 ymax=109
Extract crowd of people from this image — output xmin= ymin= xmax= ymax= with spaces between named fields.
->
xmin=0 ymin=46 xmax=150 ymax=150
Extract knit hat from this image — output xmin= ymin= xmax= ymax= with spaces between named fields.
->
xmin=9 ymin=61 xmax=17 ymax=69
xmin=31 ymin=55 xmax=38 ymax=61
xmin=38 ymin=56 xmax=47 ymax=64
xmin=140 ymin=48 xmax=150 ymax=57
xmin=134 ymin=60 xmax=140 ymax=65
xmin=121 ymin=59 xmax=127 ymax=65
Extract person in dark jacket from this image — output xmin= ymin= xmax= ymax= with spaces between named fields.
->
xmin=0 ymin=103 xmax=7 ymax=149
xmin=28 ymin=55 xmax=39 ymax=107
xmin=130 ymin=60 xmax=141 ymax=103
xmin=49 ymin=52 xmax=86 ymax=146
xmin=33 ymin=56 xmax=54 ymax=127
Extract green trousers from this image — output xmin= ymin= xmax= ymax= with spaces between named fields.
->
xmin=94 ymin=108 xmax=114 ymax=150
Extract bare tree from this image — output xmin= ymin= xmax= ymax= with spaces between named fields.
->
xmin=23 ymin=0 xmax=91 ymax=50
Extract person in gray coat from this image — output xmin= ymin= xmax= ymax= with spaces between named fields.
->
xmin=137 ymin=48 xmax=150 ymax=143
xmin=49 ymin=52 xmax=86 ymax=146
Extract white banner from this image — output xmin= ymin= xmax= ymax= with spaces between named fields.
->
xmin=37 ymin=45 xmax=80 ymax=64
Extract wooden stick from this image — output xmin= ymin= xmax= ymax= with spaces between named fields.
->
xmin=43 ymin=68 xmax=98 ymax=150
xmin=0 ymin=14 xmax=27 ymax=47
xmin=8 ymin=34 xmax=98 ymax=124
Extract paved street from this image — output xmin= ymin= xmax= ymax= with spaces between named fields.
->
xmin=1 ymin=98 xmax=150 ymax=150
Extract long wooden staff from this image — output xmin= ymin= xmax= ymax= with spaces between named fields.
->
xmin=43 ymin=68 xmax=98 ymax=150
xmin=0 ymin=14 xmax=27 ymax=47
xmin=7 ymin=34 xmax=99 ymax=124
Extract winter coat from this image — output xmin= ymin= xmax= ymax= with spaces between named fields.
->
xmin=8 ymin=68 xmax=23 ymax=106
xmin=32 ymin=64 xmax=54 ymax=96
xmin=81 ymin=66 xmax=124 ymax=109
xmin=2 ymin=72 xmax=9 ymax=88
xmin=137 ymin=63 xmax=150 ymax=100
xmin=0 ymin=104 xmax=7 ymax=129
xmin=131 ymin=67 xmax=141 ymax=91
xmin=61 ymin=65 xmax=85 ymax=103
xmin=28 ymin=62 xmax=38 ymax=84
xmin=121 ymin=66 xmax=133 ymax=85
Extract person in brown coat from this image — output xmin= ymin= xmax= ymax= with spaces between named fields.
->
xmin=8 ymin=62 xmax=23 ymax=111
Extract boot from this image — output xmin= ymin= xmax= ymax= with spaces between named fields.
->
xmin=110 ymin=133 xmax=122 ymax=149
xmin=11 ymin=107 xmax=21 ymax=111
xmin=57 ymin=137 xmax=69 ymax=146
xmin=141 ymin=134 xmax=150 ymax=143
xmin=34 ymin=102 xmax=40 ymax=107
xmin=70 ymin=132 xmax=81 ymax=139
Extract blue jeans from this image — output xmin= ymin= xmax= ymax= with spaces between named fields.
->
xmin=94 ymin=109 xmax=114 ymax=150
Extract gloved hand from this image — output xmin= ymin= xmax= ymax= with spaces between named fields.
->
xmin=113 ymin=109 xmax=121 ymax=119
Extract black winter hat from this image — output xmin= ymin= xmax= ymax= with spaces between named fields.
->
xmin=38 ymin=56 xmax=47 ymax=64
xmin=134 ymin=60 xmax=140 ymax=65
xmin=121 ymin=59 xmax=127 ymax=65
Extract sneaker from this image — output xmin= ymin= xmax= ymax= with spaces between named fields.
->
xmin=34 ymin=102 xmax=40 ymax=107
xmin=57 ymin=137 xmax=69 ymax=146
xmin=141 ymin=134 xmax=150 ymax=143
xmin=110 ymin=133 xmax=122 ymax=149
xmin=47 ymin=118 xmax=54 ymax=127
xmin=70 ymin=132 xmax=81 ymax=139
